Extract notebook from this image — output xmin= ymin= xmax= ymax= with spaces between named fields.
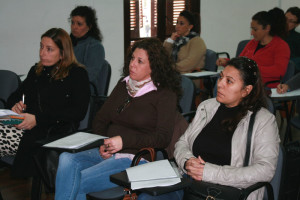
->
xmin=0 ymin=109 xmax=24 ymax=125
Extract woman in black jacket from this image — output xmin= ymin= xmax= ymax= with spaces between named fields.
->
xmin=0 ymin=28 xmax=90 ymax=177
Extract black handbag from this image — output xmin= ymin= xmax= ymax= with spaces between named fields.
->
xmin=33 ymin=121 xmax=77 ymax=191
xmin=184 ymin=111 xmax=257 ymax=200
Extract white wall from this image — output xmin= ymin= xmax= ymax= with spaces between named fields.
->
xmin=201 ymin=0 xmax=300 ymax=58
xmin=0 ymin=0 xmax=123 ymax=94
xmin=1 ymin=0 xmax=299 ymax=94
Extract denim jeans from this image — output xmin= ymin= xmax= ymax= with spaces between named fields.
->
xmin=55 ymin=148 xmax=146 ymax=200
xmin=138 ymin=190 xmax=184 ymax=200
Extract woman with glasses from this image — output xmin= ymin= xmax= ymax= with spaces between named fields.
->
xmin=217 ymin=7 xmax=290 ymax=88
xmin=55 ymin=38 xmax=182 ymax=200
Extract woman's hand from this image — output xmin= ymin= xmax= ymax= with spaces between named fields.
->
xmin=15 ymin=113 xmax=36 ymax=130
xmin=185 ymin=156 xmax=206 ymax=181
xmin=12 ymin=101 xmax=26 ymax=114
xmin=103 ymin=136 xmax=123 ymax=154
xmin=216 ymin=58 xmax=228 ymax=66
xmin=276 ymin=84 xmax=289 ymax=94
xmin=99 ymin=145 xmax=113 ymax=159
xmin=171 ymin=32 xmax=180 ymax=41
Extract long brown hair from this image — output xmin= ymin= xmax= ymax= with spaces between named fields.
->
xmin=36 ymin=28 xmax=81 ymax=80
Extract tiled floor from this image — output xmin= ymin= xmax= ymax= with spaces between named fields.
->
xmin=0 ymin=112 xmax=300 ymax=200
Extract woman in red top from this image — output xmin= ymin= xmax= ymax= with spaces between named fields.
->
xmin=217 ymin=7 xmax=290 ymax=88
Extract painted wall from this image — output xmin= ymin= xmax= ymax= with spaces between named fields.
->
xmin=0 ymin=0 xmax=299 ymax=93
xmin=0 ymin=0 xmax=123 ymax=94
xmin=201 ymin=0 xmax=300 ymax=58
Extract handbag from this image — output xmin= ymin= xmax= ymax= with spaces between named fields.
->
xmin=33 ymin=121 xmax=77 ymax=191
xmin=123 ymin=147 xmax=156 ymax=200
xmin=184 ymin=111 xmax=257 ymax=200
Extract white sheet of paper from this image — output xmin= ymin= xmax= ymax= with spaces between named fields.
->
xmin=271 ymin=88 xmax=300 ymax=98
xmin=126 ymin=159 xmax=181 ymax=189
xmin=0 ymin=109 xmax=22 ymax=118
xmin=130 ymin=176 xmax=181 ymax=190
xmin=184 ymin=71 xmax=219 ymax=77
xmin=43 ymin=132 xmax=107 ymax=149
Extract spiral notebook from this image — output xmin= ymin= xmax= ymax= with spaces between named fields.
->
xmin=0 ymin=109 xmax=24 ymax=125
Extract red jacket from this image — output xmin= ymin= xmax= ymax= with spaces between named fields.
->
xmin=240 ymin=36 xmax=290 ymax=88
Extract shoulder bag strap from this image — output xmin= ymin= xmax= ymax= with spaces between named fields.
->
xmin=243 ymin=111 xmax=257 ymax=166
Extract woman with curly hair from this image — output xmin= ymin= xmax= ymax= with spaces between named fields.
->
xmin=69 ymin=5 xmax=105 ymax=95
xmin=217 ymin=7 xmax=290 ymax=88
xmin=55 ymin=38 xmax=183 ymax=200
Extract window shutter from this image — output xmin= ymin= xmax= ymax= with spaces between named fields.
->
xmin=130 ymin=0 xmax=140 ymax=39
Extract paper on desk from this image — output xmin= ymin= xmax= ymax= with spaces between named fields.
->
xmin=271 ymin=88 xmax=300 ymax=98
xmin=184 ymin=71 xmax=219 ymax=77
xmin=126 ymin=159 xmax=181 ymax=190
xmin=43 ymin=132 xmax=107 ymax=149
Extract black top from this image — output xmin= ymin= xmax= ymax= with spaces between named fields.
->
xmin=192 ymin=104 xmax=239 ymax=166
xmin=254 ymin=43 xmax=266 ymax=54
xmin=7 ymin=63 xmax=90 ymax=177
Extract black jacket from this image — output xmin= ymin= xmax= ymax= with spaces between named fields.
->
xmin=7 ymin=64 xmax=90 ymax=177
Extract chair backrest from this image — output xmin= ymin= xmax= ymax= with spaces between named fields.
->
xmin=204 ymin=49 xmax=218 ymax=72
xmin=179 ymin=75 xmax=195 ymax=114
xmin=264 ymin=145 xmax=285 ymax=200
xmin=282 ymin=60 xmax=295 ymax=83
xmin=265 ymin=96 xmax=275 ymax=115
xmin=236 ymin=40 xmax=250 ymax=57
xmin=0 ymin=70 xmax=21 ymax=109
xmin=91 ymin=60 xmax=111 ymax=96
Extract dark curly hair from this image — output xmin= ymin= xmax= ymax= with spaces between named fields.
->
xmin=123 ymin=38 xmax=182 ymax=100
xmin=69 ymin=6 xmax=103 ymax=42
xmin=221 ymin=57 xmax=267 ymax=134
xmin=252 ymin=7 xmax=288 ymax=38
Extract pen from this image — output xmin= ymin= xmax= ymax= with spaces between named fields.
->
xmin=22 ymin=94 xmax=25 ymax=111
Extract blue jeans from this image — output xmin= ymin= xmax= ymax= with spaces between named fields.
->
xmin=138 ymin=190 xmax=184 ymax=200
xmin=55 ymin=148 xmax=146 ymax=200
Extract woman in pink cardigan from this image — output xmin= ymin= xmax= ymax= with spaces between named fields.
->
xmin=217 ymin=7 xmax=290 ymax=88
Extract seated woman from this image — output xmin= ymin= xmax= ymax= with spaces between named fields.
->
xmin=54 ymin=38 xmax=182 ymax=200
xmin=163 ymin=10 xmax=206 ymax=73
xmin=217 ymin=7 xmax=290 ymax=88
xmin=0 ymin=28 xmax=90 ymax=178
xmin=139 ymin=57 xmax=280 ymax=200
xmin=69 ymin=6 xmax=105 ymax=95
xmin=277 ymin=72 xmax=300 ymax=94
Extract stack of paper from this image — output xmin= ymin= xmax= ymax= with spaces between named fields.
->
xmin=43 ymin=132 xmax=107 ymax=149
xmin=126 ymin=159 xmax=181 ymax=190
xmin=0 ymin=109 xmax=24 ymax=125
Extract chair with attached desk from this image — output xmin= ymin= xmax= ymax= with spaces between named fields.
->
xmin=235 ymin=40 xmax=250 ymax=57
xmin=89 ymin=60 xmax=112 ymax=96
xmin=0 ymin=70 xmax=21 ymax=109
xmin=194 ymin=49 xmax=218 ymax=102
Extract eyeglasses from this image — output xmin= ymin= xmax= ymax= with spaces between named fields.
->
xmin=117 ymin=97 xmax=133 ymax=113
